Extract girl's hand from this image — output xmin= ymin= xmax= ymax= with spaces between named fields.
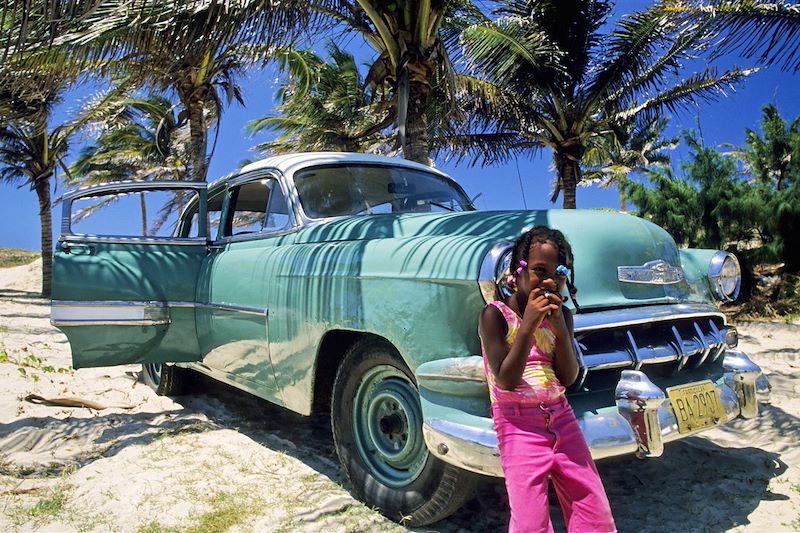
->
xmin=531 ymin=279 xmax=570 ymax=339
xmin=523 ymin=285 xmax=560 ymax=331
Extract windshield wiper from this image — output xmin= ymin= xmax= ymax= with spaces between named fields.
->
xmin=428 ymin=201 xmax=457 ymax=212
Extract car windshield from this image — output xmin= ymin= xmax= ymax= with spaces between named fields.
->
xmin=294 ymin=164 xmax=474 ymax=218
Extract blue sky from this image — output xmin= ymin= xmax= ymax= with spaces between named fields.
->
xmin=2 ymin=6 xmax=799 ymax=251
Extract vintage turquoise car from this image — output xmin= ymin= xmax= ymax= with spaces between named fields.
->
xmin=51 ymin=152 xmax=770 ymax=526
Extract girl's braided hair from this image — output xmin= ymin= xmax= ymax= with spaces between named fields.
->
xmin=510 ymin=226 xmax=580 ymax=309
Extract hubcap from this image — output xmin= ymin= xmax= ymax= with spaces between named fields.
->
xmin=144 ymin=363 xmax=162 ymax=386
xmin=352 ymin=365 xmax=428 ymax=488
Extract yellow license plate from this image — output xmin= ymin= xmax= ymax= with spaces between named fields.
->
xmin=667 ymin=380 xmax=725 ymax=434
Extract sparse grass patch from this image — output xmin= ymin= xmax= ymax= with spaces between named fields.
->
xmin=139 ymin=490 xmax=261 ymax=533
xmin=6 ymin=483 xmax=72 ymax=527
xmin=138 ymin=521 xmax=176 ymax=533
xmin=0 ymin=348 xmax=71 ymax=377
xmin=0 ymin=248 xmax=38 ymax=268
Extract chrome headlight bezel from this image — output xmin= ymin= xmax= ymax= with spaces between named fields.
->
xmin=478 ymin=241 xmax=514 ymax=303
xmin=709 ymin=251 xmax=741 ymax=301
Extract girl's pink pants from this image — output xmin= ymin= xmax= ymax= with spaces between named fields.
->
xmin=492 ymin=396 xmax=616 ymax=533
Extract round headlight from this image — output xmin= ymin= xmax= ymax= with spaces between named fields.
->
xmin=478 ymin=242 xmax=514 ymax=303
xmin=709 ymin=252 xmax=741 ymax=301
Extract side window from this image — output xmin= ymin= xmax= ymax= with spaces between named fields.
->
xmin=69 ymin=188 xmax=202 ymax=238
xmin=264 ymin=182 xmax=291 ymax=231
xmin=225 ymin=178 xmax=291 ymax=237
xmin=184 ymin=190 xmax=223 ymax=239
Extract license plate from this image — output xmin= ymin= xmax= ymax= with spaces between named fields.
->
xmin=667 ymin=380 xmax=725 ymax=434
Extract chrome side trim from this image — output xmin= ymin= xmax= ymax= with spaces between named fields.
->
xmin=573 ymin=304 xmax=726 ymax=332
xmin=50 ymin=301 xmax=170 ymax=326
xmin=618 ymin=260 xmax=685 ymax=284
xmin=50 ymin=300 xmax=268 ymax=324
xmin=196 ymin=302 xmax=267 ymax=317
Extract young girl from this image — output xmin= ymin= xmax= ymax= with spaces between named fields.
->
xmin=479 ymin=226 xmax=616 ymax=533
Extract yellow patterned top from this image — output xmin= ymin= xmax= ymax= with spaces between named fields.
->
xmin=481 ymin=300 xmax=566 ymax=405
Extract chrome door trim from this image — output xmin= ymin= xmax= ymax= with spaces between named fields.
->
xmin=51 ymin=300 xmax=171 ymax=327
xmin=196 ymin=302 xmax=268 ymax=317
xmin=50 ymin=300 xmax=268 ymax=326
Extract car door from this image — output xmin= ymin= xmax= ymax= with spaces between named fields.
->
xmin=51 ymin=181 xmax=208 ymax=369
xmin=195 ymin=172 xmax=293 ymax=404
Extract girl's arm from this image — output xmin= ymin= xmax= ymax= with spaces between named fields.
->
xmin=479 ymin=291 xmax=554 ymax=390
xmin=549 ymin=305 xmax=579 ymax=388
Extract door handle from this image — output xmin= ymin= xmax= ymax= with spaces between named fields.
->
xmin=60 ymin=242 xmax=94 ymax=255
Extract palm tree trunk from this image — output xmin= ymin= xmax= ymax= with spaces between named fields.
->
xmin=556 ymin=155 xmax=579 ymax=209
xmin=555 ymin=143 xmax=584 ymax=209
xmin=619 ymin=175 xmax=628 ymax=212
xmin=181 ymin=84 xmax=209 ymax=182
xmin=402 ymin=80 xmax=432 ymax=166
xmin=139 ymin=193 xmax=148 ymax=236
xmin=34 ymin=178 xmax=53 ymax=298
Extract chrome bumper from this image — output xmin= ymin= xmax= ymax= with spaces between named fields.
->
xmin=418 ymin=350 xmax=769 ymax=478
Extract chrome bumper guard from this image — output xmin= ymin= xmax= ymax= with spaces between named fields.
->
xmin=418 ymin=350 xmax=769 ymax=478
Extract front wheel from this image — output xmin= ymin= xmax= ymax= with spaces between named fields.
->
xmin=331 ymin=338 xmax=476 ymax=526
xmin=141 ymin=363 xmax=186 ymax=396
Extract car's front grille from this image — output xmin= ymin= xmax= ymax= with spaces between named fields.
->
xmin=572 ymin=314 xmax=729 ymax=392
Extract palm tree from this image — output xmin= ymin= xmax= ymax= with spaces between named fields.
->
xmin=661 ymin=0 xmax=800 ymax=72
xmin=318 ymin=0 xmax=486 ymax=165
xmin=34 ymin=0 xmax=317 ymax=182
xmin=456 ymin=0 xmax=755 ymax=208
xmin=249 ymin=44 xmax=394 ymax=155
xmin=582 ymin=116 xmax=678 ymax=211
xmin=0 ymin=73 xmax=128 ymax=297
xmin=69 ymin=96 xmax=188 ymax=236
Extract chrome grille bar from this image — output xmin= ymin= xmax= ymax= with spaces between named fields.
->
xmin=573 ymin=312 xmax=731 ymax=390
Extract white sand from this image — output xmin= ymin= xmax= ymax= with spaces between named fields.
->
xmin=1 ymin=260 xmax=798 ymax=532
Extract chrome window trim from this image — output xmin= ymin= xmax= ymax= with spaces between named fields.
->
xmin=62 ymin=180 xmax=207 ymax=202
xmin=572 ymin=304 xmax=726 ymax=332
xmin=617 ymin=260 xmax=685 ymax=284
xmin=216 ymin=169 xmax=301 ymax=242
xmin=59 ymin=236 xmax=207 ymax=247
xmin=60 ymin=181 xmax=208 ymax=238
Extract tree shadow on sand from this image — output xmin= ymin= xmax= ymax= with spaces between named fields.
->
xmin=1 ymin=369 xmax=793 ymax=533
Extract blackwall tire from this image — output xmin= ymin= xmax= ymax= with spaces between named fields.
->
xmin=331 ymin=338 xmax=476 ymax=526
xmin=141 ymin=363 xmax=186 ymax=396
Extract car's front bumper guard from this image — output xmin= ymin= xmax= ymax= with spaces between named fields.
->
xmin=417 ymin=350 xmax=770 ymax=478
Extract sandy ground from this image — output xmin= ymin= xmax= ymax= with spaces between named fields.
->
xmin=0 ymin=260 xmax=798 ymax=532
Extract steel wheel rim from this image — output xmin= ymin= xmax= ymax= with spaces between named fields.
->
xmin=144 ymin=363 xmax=162 ymax=386
xmin=352 ymin=364 xmax=427 ymax=488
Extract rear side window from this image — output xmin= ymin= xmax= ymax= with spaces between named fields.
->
xmin=224 ymin=178 xmax=292 ymax=237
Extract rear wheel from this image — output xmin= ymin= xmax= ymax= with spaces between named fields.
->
xmin=331 ymin=338 xmax=476 ymax=526
xmin=141 ymin=363 xmax=186 ymax=396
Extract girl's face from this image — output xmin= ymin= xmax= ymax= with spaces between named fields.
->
xmin=517 ymin=241 xmax=568 ymax=297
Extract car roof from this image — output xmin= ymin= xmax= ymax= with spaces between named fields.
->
xmin=209 ymin=152 xmax=452 ymax=188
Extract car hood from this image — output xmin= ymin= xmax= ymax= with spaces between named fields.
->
xmin=293 ymin=209 xmax=691 ymax=310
